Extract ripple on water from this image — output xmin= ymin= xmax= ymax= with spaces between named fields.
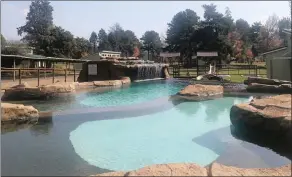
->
xmin=70 ymin=97 xmax=250 ymax=171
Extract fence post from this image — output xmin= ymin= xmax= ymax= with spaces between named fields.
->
xmin=37 ymin=68 xmax=40 ymax=86
xmin=65 ymin=69 xmax=67 ymax=82
xmin=255 ymin=65 xmax=258 ymax=77
xmin=74 ymin=69 xmax=76 ymax=82
xmin=53 ymin=68 xmax=55 ymax=83
xmin=13 ymin=58 xmax=16 ymax=81
xmin=44 ymin=62 xmax=47 ymax=78
xmin=18 ymin=68 xmax=21 ymax=85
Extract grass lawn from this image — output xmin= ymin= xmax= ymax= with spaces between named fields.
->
xmin=169 ymin=65 xmax=267 ymax=83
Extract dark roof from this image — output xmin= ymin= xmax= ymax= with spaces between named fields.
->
xmin=259 ymin=47 xmax=287 ymax=56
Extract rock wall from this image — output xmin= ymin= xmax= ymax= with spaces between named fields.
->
xmin=77 ymin=61 xmax=170 ymax=82
xmin=92 ymin=162 xmax=291 ymax=176
xmin=244 ymin=77 xmax=292 ymax=93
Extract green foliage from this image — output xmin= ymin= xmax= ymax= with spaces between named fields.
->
xmin=17 ymin=0 xmax=54 ymax=56
xmin=1 ymin=34 xmax=6 ymax=50
xmin=278 ymin=17 xmax=291 ymax=45
xmin=97 ymin=29 xmax=111 ymax=51
xmin=106 ymin=23 xmax=139 ymax=57
xmin=166 ymin=9 xmax=200 ymax=55
xmin=140 ymin=31 xmax=162 ymax=58
xmin=89 ymin=31 xmax=98 ymax=53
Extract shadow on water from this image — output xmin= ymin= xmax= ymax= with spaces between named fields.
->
xmin=230 ymin=124 xmax=292 ymax=161
xmin=1 ymin=113 xmax=113 ymax=176
xmin=193 ymin=125 xmax=291 ymax=168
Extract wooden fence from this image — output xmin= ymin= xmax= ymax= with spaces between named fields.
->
xmin=1 ymin=68 xmax=82 ymax=86
xmin=169 ymin=64 xmax=267 ymax=78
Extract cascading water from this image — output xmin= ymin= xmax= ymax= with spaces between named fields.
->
xmin=137 ymin=64 xmax=164 ymax=80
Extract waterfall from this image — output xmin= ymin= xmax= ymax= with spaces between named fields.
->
xmin=137 ymin=64 xmax=163 ymax=80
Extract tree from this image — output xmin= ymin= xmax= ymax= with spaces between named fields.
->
xmin=278 ymin=17 xmax=291 ymax=45
xmin=108 ymin=23 xmax=124 ymax=52
xmin=235 ymin=19 xmax=250 ymax=43
xmin=256 ymin=14 xmax=282 ymax=53
xmin=140 ymin=30 xmax=162 ymax=60
xmin=17 ymin=0 xmax=54 ymax=56
xmin=166 ymin=9 xmax=200 ymax=64
xmin=73 ymin=37 xmax=91 ymax=59
xmin=89 ymin=31 xmax=98 ymax=53
xmin=49 ymin=26 xmax=75 ymax=57
xmin=122 ymin=30 xmax=139 ymax=57
xmin=1 ymin=34 xmax=6 ymax=50
xmin=97 ymin=28 xmax=111 ymax=51
xmin=195 ymin=4 xmax=234 ymax=71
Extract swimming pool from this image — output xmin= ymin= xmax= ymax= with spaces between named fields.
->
xmin=1 ymin=80 xmax=291 ymax=176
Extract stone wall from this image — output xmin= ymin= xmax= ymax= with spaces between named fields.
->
xmin=77 ymin=61 xmax=170 ymax=82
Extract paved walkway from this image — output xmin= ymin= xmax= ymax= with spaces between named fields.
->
xmin=1 ymin=75 xmax=78 ymax=90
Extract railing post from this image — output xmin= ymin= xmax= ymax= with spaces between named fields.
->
xmin=18 ymin=68 xmax=21 ymax=85
xmin=74 ymin=69 xmax=76 ymax=82
xmin=255 ymin=65 xmax=258 ymax=77
xmin=65 ymin=69 xmax=67 ymax=82
xmin=37 ymin=68 xmax=40 ymax=86
xmin=13 ymin=58 xmax=16 ymax=81
xmin=53 ymin=68 xmax=55 ymax=83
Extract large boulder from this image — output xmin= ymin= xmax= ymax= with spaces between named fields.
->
xmin=2 ymin=82 xmax=76 ymax=101
xmin=93 ymin=80 xmax=123 ymax=87
xmin=120 ymin=77 xmax=131 ymax=85
xmin=209 ymin=162 xmax=291 ymax=176
xmin=230 ymin=94 xmax=291 ymax=137
xmin=177 ymin=84 xmax=223 ymax=101
xmin=92 ymin=163 xmax=208 ymax=176
xmin=163 ymin=66 xmax=171 ymax=79
xmin=1 ymin=103 xmax=39 ymax=124
xmin=92 ymin=162 xmax=291 ymax=176
xmin=246 ymin=83 xmax=292 ymax=94
xmin=244 ymin=77 xmax=291 ymax=86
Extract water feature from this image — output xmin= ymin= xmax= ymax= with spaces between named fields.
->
xmin=136 ymin=63 xmax=164 ymax=80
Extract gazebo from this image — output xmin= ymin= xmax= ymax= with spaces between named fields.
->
xmin=196 ymin=51 xmax=219 ymax=76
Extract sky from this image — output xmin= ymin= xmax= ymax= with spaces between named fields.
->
xmin=1 ymin=1 xmax=291 ymax=41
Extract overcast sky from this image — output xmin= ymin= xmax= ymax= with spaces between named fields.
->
xmin=1 ymin=1 xmax=290 ymax=41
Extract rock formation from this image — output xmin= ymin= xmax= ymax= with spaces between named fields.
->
xmin=1 ymin=103 xmax=39 ymax=124
xmin=2 ymin=82 xmax=76 ymax=101
xmin=92 ymin=162 xmax=291 ymax=176
xmin=244 ymin=77 xmax=292 ymax=93
xmin=230 ymin=94 xmax=291 ymax=144
xmin=176 ymin=84 xmax=224 ymax=101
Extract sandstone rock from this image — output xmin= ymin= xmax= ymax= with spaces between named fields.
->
xmin=2 ymin=83 xmax=76 ymax=101
xmin=246 ymin=83 xmax=292 ymax=93
xmin=163 ymin=67 xmax=171 ymax=79
xmin=209 ymin=162 xmax=291 ymax=176
xmin=93 ymin=80 xmax=122 ymax=87
xmin=127 ymin=163 xmax=208 ymax=176
xmin=91 ymin=171 xmax=128 ymax=176
xmin=1 ymin=103 xmax=39 ymax=124
xmin=40 ymin=82 xmax=75 ymax=93
xmin=244 ymin=77 xmax=291 ymax=86
xmin=177 ymin=84 xmax=223 ymax=101
xmin=230 ymin=94 xmax=291 ymax=133
xmin=120 ymin=77 xmax=131 ymax=85
xmin=75 ymin=82 xmax=95 ymax=89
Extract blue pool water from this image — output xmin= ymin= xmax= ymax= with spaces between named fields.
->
xmin=70 ymin=97 xmax=251 ymax=171
xmin=80 ymin=80 xmax=187 ymax=107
